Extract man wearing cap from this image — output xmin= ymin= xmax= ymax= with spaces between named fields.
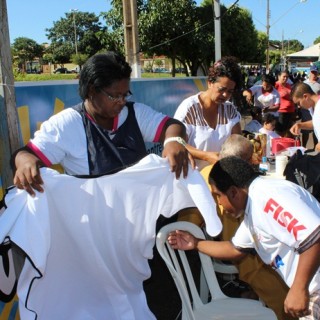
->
xmin=304 ymin=65 xmax=320 ymax=94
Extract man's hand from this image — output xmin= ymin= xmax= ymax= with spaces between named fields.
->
xmin=284 ymin=286 xmax=310 ymax=318
xmin=167 ymin=230 xmax=198 ymax=251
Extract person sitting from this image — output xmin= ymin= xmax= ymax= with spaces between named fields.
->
xmin=259 ymin=113 xmax=281 ymax=139
xmin=169 ymin=157 xmax=320 ymax=320
xmin=244 ymin=107 xmax=262 ymax=134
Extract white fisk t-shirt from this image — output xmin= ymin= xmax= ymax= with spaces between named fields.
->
xmin=232 ymin=177 xmax=320 ymax=293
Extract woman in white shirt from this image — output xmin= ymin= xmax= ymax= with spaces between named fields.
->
xmin=174 ymin=56 xmax=242 ymax=170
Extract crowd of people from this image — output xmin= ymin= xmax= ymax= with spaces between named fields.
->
xmin=1 ymin=51 xmax=319 ymax=320
xmin=242 ymin=65 xmax=320 ymax=152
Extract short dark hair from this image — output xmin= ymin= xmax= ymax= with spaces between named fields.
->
xmin=79 ymin=51 xmax=132 ymax=100
xmin=250 ymin=106 xmax=262 ymax=117
xmin=291 ymin=82 xmax=314 ymax=99
xmin=261 ymin=74 xmax=275 ymax=86
xmin=208 ymin=56 xmax=243 ymax=90
xmin=209 ymin=156 xmax=258 ymax=192
xmin=261 ymin=113 xmax=276 ymax=124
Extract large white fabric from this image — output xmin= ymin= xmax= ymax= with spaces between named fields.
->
xmin=174 ymin=93 xmax=240 ymax=170
xmin=29 ymin=103 xmax=168 ymax=175
xmin=0 ymin=154 xmax=221 ymax=320
xmin=232 ymin=177 xmax=320 ymax=294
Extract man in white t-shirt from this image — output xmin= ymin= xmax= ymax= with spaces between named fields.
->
xmin=290 ymin=82 xmax=320 ymax=152
xmin=168 ymin=157 xmax=320 ymax=320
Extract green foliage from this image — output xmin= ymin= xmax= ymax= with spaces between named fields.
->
xmin=71 ymin=53 xmax=89 ymax=69
xmin=45 ymin=11 xmax=103 ymax=64
xmin=11 ymin=37 xmax=44 ymax=71
xmin=313 ymin=36 xmax=320 ymax=45
xmin=14 ymin=73 xmax=77 ymax=82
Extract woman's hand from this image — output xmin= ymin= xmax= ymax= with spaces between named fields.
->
xmin=162 ymin=141 xmax=195 ymax=179
xmin=168 ymin=230 xmax=198 ymax=251
xmin=13 ymin=151 xmax=44 ymax=197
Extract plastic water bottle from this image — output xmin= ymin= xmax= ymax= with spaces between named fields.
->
xmin=259 ymin=156 xmax=270 ymax=172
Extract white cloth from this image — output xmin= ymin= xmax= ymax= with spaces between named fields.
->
xmin=174 ymin=93 xmax=240 ymax=170
xmin=0 ymin=154 xmax=222 ymax=320
xmin=232 ymin=177 xmax=320 ymax=294
xmin=249 ymin=85 xmax=280 ymax=117
xmin=312 ymin=98 xmax=320 ymax=141
xmin=244 ymin=120 xmax=262 ymax=133
xmin=29 ymin=103 xmax=168 ymax=175
xmin=259 ymin=127 xmax=280 ymax=139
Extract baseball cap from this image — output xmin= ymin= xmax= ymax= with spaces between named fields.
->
xmin=310 ymin=65 xmax=318 ymax=73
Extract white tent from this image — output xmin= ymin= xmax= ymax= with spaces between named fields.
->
xmin=288 ymin=44 xmax=320 ymax=61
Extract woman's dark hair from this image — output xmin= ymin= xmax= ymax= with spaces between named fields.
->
xmin=79 ymin=51 xmax=132 ymax=100
xmin=209 ymin=156 xmax=258 ymax=192
xmin=261 ymin=74 xmax=275 ymax=86
xmin=208 ymin=56 xmax=243 ymax=89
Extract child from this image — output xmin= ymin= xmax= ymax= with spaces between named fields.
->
xmin=259 ymin=113 xmax=281 ymax=139
xmin=168 ymin=156 xmax=320 ymax=319
xmin=244 ymin=107 xmax=262 ymax=133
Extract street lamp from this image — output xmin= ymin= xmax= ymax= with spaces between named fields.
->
xmin=70 ymin=9 xmax=78 ymax=55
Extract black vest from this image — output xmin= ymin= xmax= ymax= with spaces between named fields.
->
xmin=74 ymin=102 xmax=147 ymax=176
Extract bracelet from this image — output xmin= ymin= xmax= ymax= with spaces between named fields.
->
xmin=163 ymin=136 xmax=187 ymax=147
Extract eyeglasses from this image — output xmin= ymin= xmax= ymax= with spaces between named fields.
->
xmin=100 ymin=88 xmax=132 ymax=103
xmin=216 ymin=86 xmax=234 ymax=95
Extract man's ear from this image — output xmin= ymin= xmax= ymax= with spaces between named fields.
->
xmin=227 ymin=185 xmax=240 ymax=200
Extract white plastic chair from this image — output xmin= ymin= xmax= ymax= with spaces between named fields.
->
xmin=156 ymin=221 xmax=277 ymax=320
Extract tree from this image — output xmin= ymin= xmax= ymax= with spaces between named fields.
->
xmin=313 ymin=36 xmax=320 ymax=45
xmin=11 ymin=37 xmax=43 ymax=72
xmin=140 ymin=0 xmax=200 ymax=76
xmin=70 ymin=53 xmax=89 ymax=71
xmin=98 ymin=0 xmax=145 ymax=55
xmin=46 ymin=11 xmax=103 ymax=65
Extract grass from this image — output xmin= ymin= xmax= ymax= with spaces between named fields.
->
xmin=13 ymin=72 xmax=188 ymax=82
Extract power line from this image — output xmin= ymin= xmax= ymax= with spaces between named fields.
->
xmin=148 ymin=0 xmax=239 ymax=51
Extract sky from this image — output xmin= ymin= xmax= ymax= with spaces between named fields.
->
xmin=6 ymin=0 xmax=319 ymax=49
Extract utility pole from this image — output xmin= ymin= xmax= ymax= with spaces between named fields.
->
xmin=0 ymin=0 xmax=22 ymax=192
xmin=266 ymin=0 xmax=270 ymax=72
xmin=122 ymin=0 xmax=141 ymax=78
xmin=214 ymin=0 xmax=221 ymax=61
xmin=71 ymin=9 xmax=78 ymax=55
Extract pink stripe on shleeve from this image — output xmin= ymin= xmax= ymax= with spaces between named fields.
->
xmin=153 ymin=116 xmax=169 ymax=142
xmin=27 ymin=142 xmax=52 ymax=167
xmin=113 ymin=116 xmax=119 ymax=131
